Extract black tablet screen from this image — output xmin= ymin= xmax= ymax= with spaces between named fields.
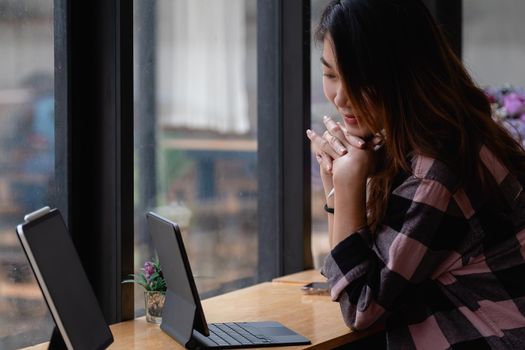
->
xmin=17 ymin=209 xmax=113 ymax=350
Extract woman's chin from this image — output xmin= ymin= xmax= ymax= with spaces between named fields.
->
xmin=343 ymin=123 xmax=371 ymax=140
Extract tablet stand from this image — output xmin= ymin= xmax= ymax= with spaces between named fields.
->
xmin=48 ymin=326 xmax=67 ymax=350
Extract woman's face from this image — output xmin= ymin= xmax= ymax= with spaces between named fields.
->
xmin=322 ymin=38 xmax=372 ymax=139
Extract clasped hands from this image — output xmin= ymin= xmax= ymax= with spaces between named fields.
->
xmin=306 ymin=116 xmax=383 ymax=187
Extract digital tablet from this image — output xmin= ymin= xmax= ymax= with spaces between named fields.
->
xmin=16 ymin=207 xmax=113 ymax=350
xmin=146 ymin=212 xmax=310 ymax=348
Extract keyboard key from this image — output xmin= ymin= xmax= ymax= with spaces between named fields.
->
xmin=208 ymin=334 xmax=228 ymax=346
xmin=223 ymin=323 xmax=255 ymax=344
xmin=211 ymin=330 xmax=241 ymax=345
xmin=208 ymin=322 xmax=275 ymax=346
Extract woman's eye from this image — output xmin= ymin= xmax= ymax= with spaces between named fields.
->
xmin=323 ymin=73 xmax=336 ymax=79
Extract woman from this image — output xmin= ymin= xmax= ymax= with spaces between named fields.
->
xmin=307 ymin=0 xmax=525 ymax=349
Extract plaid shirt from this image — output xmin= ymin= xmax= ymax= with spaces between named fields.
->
xmin=322 ymin=146 xmax=525 ymax=349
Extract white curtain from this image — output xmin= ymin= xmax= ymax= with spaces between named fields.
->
xmin=164 ymin=0 xmax=249 ymax=134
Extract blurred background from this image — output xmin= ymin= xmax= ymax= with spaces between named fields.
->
xmin=1 ymin=0 xmax=524 ymax=348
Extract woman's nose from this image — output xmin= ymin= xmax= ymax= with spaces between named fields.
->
xmin=334 ymin=83 xmax=349 ymax=108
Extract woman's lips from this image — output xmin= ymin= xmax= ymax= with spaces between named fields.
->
xmin=343 ymin=114 xmax=358 ymax=125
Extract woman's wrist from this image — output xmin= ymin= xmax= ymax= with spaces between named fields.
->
xmin=321 ymin=170 xmax=333 ymax=186
xmin=325 ymin=191 xmax=335 ymax=208
xmin=321 ymin=175 xmax=334 ymax=198
xmin=325 ymin=187 xmax=335 ymax=213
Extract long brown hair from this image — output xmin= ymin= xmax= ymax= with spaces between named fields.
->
xmin=316 ymin=0 xmax=525 ymax=233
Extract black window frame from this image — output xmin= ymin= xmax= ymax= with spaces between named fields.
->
xmin=257 ymin=0 xmax=313 ymax=282
xmin=54 ymin=0 xmax=134 ymax=322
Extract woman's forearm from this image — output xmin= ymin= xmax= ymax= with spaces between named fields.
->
xmin=331 ymin=178 xmax=367 ymax=248
xmin=326 ymin=192 xmax=335 ymax=248
xmin=321 ymin=176 xmax=335 ymax=248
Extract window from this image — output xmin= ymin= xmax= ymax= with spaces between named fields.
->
xmin=0 ymin=1 xmax=313 ymax=338
xmin=310 ymin=0 xmax=335 ymax=268
xmin=0 ymin=1 xmax=55 ymax=348
xmin=133 ymin=0 xmax=258 ymax=313
xmin=463 ymin=0 xmax=525 ymax=87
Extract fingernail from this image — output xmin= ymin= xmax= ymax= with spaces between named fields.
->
xmin=340 ymin=148 xmax=347 ymax=155
xmin=358 ymin=140 xmax=365 ymax=147
xmin=323 ymin=115 xmax=329 ymax=121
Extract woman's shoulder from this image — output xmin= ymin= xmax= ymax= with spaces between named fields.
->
xmin=387 ymin=154 xmax=458 ymax=207
xmin=404 ymin=153 xmax=459 ymax=192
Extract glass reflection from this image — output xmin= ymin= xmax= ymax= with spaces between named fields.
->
xmin=133 ymin=0 xmax=258 ymax=314
xmin=0 ymin=1 xmax=55 ymax=348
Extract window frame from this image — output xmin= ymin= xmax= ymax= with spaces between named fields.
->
xmin=257 ymin=0 xmax=313 ymax=281
xmin=57 ymin=0 xmax=315 ymax=323
xmin=54 ymin=0 xmax=134 ymax=322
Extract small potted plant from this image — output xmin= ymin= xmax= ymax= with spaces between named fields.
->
xmin=123 ymin=258 xmax=167 ymax=324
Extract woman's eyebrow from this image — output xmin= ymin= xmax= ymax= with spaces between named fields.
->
xmin=320 ymin=56 xmax=332 ymax=68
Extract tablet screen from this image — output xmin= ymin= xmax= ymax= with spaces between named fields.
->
xmin=17 ymin=208 xmax=113 ymax=350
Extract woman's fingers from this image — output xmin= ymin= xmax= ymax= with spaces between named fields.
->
xmin=335 ymin=122 xmax=366 ymax=149
xmin=318 ymin=151 xmax=333 ymax=173
xmin=371 ymin=134 xmax=385 ymax=150
xmin=308 ymin=129 xmax=335 ymax=173
xmin=336 ymin=121 xmax=385 ymax=151
xmin=313 ymin=147 xmax=333 ymax=174
xmin=323 ymin=116 xmax=350 ymax=148
xmin=323 ymin=130 xmax=347 ymax=156
xmin=307 ymin=129 xmax=340 ymax=159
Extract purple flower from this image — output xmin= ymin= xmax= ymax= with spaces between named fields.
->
xmin=503 ymin=92 xmax=525 ymax=117
xmin=143 ymin=261 xmax=155 ymax=280
xmin=483 ymin=87 xmax=498 ymax=104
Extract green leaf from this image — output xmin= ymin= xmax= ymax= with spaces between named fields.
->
xmin=138 ymin=274 xmax=148 ymax=285
xmin=122 ymin=279 xmax=138 ymax=284
xmin=119 ymin=260 xmax=166 ymax=292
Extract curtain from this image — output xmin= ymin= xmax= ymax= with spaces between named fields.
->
xmin=163 ymin=0 xmax=249 ymax=134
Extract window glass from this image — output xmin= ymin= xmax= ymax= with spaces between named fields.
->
xmin=463 ymin=0 xmax=525 ymax=87
xmin=133 ymin=0 xmax=258 ymax=314
xmin=464 ymin=2 xmax=525 ymax=148
xmin=310 ymin=0 xmax=336 ymax=268
xmin=0 ymin=1 xmax=55 ymax=348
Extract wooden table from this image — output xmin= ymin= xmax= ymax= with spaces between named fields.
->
xmin=24 ymin=271 xmax=382 ymax=349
